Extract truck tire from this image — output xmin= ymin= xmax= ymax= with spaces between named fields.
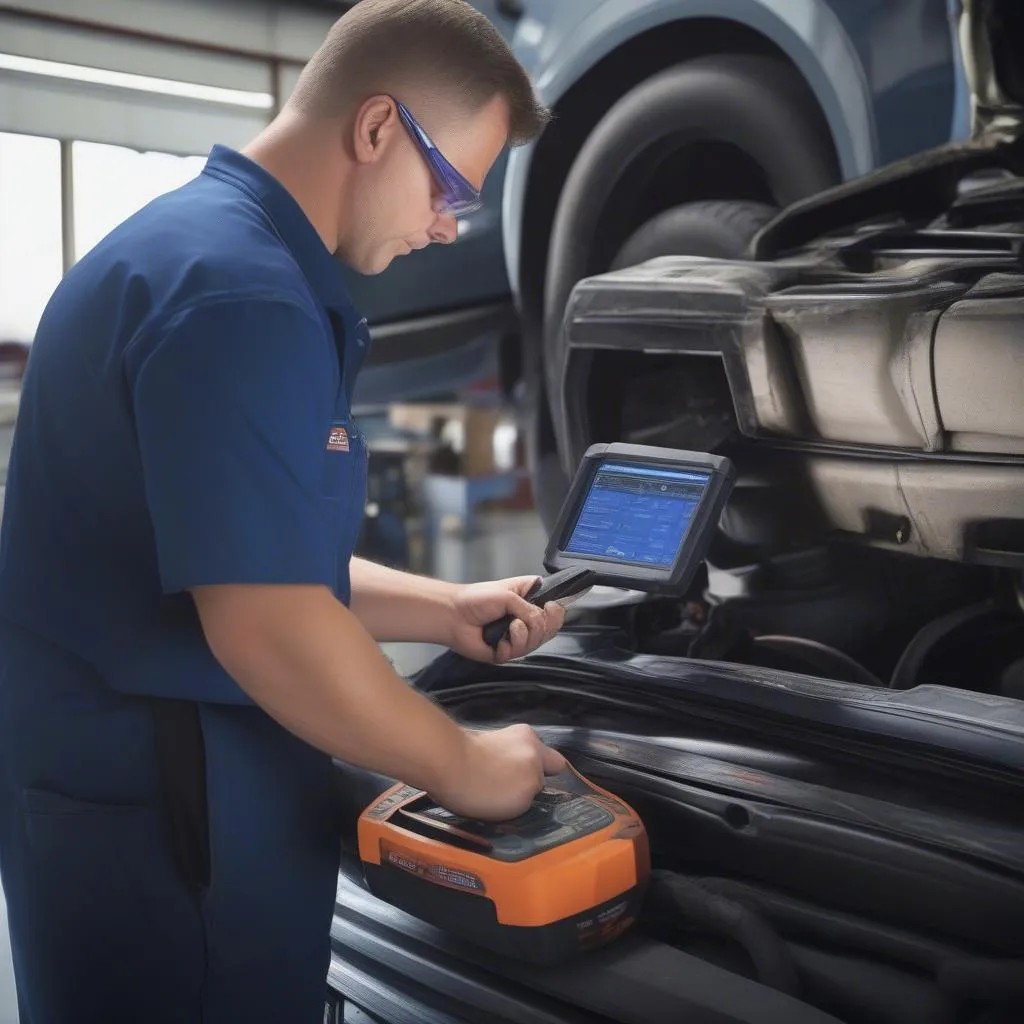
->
xmin=532 ymin=54 xmax=839 ymax=529
xmin=609 ymin=200 xmax=778 ymax=270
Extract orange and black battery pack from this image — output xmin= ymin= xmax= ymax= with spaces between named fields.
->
xmin=357 ymin=763 xmax=651 ymax=966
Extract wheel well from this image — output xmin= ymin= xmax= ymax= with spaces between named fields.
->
xmin=515 ymin=18 xmax=839 ymax=342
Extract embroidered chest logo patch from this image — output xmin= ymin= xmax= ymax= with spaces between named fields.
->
xmin=326 ymin=425 xmax=350 ymax=452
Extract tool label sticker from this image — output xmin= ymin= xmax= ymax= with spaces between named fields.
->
xmin=432 ymin=864 xmax=485 ymax=892
xmin=576 ymin=900 xmax=635 ymax=948
xmin=326 ymin=425 xmax=350 ymax=452
xmin=382 ymin=841 xmax=486 ymax=894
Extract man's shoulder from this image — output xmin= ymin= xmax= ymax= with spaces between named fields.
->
xmin=64 ymin=172 xmax=318 ymax=332
xmin=137 ymin=177 xmax=318 ymax=307
xmin=34 ymin=172 xmax=333 ymax=389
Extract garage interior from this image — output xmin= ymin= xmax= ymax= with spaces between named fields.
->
xmin=3 ymin=2 xmax=1024 ymax=1022
xmin=0 ymin=2 xmax=548 ymax=1015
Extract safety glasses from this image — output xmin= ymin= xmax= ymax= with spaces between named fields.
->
xmin=395 ymin=98 xmax=483 ymax=218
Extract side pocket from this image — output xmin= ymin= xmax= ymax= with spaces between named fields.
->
xmin=23 ymin=786 xmax=172 ymax=918
xmin=23 ymin=786 xmax=150 ymax=818
xmin=21 ymin=786 xmax=206 ymax=1000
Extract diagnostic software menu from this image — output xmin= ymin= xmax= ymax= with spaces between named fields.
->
xmin=564 ymin=462 xmax=711 ymax=567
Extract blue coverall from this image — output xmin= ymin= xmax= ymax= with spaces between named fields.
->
xmin=0 ymin=145 xmax=370 ymax=1022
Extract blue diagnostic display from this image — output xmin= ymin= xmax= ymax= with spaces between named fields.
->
xmin=564 ymin=462 xmax=711 ymax=567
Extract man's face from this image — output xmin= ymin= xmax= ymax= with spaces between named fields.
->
xmin=338 ymin=93 xmax=508 ymax=275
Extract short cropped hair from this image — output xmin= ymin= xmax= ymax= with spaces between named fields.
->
xmin=287 ymin=0 xmax=551 ymax=146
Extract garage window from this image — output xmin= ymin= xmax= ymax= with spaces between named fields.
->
xmin=0 ymin=131 xmax=63 ymax=345
xmin=0 ymin=131 xmax=63 ymax=486
xmin=72 ymin=142 xmax=207 ymax=261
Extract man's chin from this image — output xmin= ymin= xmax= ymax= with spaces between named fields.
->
xmin=353 ymin=242 xmax=413 ymax=276
xmin=369 ymin=247 xmax=406 ymax=275
xmin=349 ymin=254 xmax=391 ymax=276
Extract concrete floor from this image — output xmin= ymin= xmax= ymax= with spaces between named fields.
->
xmin=0 ymin=510 xmax=547 ymax=1022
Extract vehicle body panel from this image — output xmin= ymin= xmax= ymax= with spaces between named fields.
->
xmin=501 ymin=0 xmax=960 ymax=300
xmin=554 ymin=204 xmax=1024 ymax=562
xmin=325 ymin=0 xmax=963 ymax=402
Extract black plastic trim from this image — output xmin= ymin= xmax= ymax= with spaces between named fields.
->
xmin=328 ymin=951 xmax=471 ymax=1024
xmin=752 ymin=141 xmax=1023 ymax=260
xmin=331 ymin=880 xmax=599 ymax=1024
xmin=529 ymin=727 xmax=1023 ymax=874
xmin=332 ymin=871 xmax=846 ymax=1024
xmin=416 ymin=639 xmax=1024 ymax=781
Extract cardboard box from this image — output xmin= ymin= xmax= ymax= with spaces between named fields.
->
xmin=388 ymin=401 xmax=504 ymax=478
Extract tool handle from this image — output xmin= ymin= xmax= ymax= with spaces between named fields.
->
xmin=481 ymin=568 xmax=595 ymax=650
xmin=482 ymin=576 xmax=542 ymax=649
xmin=482 ymin=614 xmax=518 ymax=649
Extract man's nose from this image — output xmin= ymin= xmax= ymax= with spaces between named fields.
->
xmin=428 ymin=213 xmax=458 ymax=245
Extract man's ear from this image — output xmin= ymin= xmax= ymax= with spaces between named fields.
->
xmin=351 ymin=96 xmax=397 ymax=164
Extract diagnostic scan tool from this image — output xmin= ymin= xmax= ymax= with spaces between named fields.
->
xmin=484 ymin=444 xmax=736 ymax=648
xmin=359 ymin=444 xmax=734 ymax=965
xmin=358 ymin=762 xmax=649 ymax=965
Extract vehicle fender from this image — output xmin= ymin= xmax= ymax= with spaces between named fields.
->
xmin=502 ymin=0 xmax=879 ymax=298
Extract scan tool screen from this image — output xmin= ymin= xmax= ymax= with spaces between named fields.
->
xmin=563 ymin=461 xmax=712 ymax=568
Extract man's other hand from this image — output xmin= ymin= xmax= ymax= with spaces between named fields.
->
xmin=431 ymin=724 xmax=568 ymax=821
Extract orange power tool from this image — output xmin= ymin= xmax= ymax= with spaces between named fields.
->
xmin=358 ymin=763 xmax=651 ymax=965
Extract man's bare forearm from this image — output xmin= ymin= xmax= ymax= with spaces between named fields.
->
xmin=349 ymin=557 xmax=459 ymax=644
xmin=192 ymin=582 xmax=469 ymax=791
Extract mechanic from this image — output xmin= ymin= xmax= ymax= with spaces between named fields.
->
xmin=0 ymin=1 xmax=565 ymax=1021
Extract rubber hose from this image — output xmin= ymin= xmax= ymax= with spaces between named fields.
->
xmin=694 ymin=876 xmax=1024 ymax=1007
xmin=889 ymin=602 xmax=994 ymax=689
xmin=788 ymin=943 xmax=957 ymax=1024
xmin=648 ymin=870 xmax=801 ymax=997
xmin=692 ymin=875 xmax=955 ymax=972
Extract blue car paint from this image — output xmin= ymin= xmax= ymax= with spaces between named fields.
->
xmin=502 ymin=0 xmax=959 ymax=300
xmin=339 ymin=0 xmax=966 ymax=400
xmin=947 ymin=0 xmax=974 ymax=140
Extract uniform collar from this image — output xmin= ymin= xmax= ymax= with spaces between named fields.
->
xmin=202 ymin=144 xmax=354 ymax=314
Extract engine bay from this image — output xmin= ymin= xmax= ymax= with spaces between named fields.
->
xmin=551 ymin=167 xmax=1024 ymax=704
xmin=333 ymin=647 xmax=1024 ymax=1024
